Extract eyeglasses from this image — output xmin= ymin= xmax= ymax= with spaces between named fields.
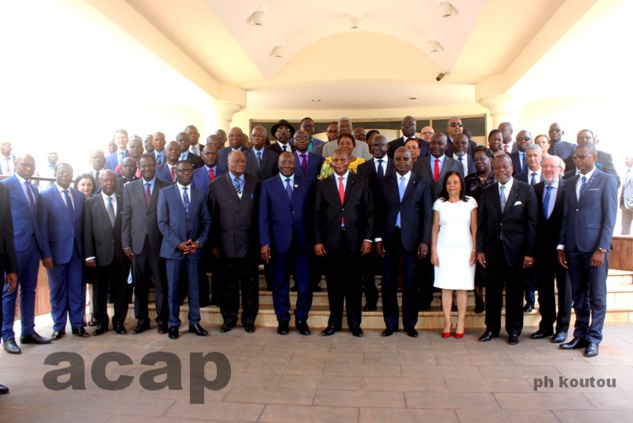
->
xmin=294 ymin=136 xmax=309 ymax=141
xmin=276 ymin=128 xmax=291 ymax=134
xmin=421 ymin=131 xmax=434 ymax=135
xmin=516 ymin=137 xmax=532 ymax=141
xmin=176 ymin=168 xmax=194 ymax=173
xmin=572 ymin=154 xmax=590 ymax=160
xmin=449 ymin=122 xmax=463 ymax=128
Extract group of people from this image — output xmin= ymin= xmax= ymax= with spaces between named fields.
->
xmin=0 ymin=116 xmax=618 ymax=398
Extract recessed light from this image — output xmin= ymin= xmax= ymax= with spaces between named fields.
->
xmin=408 ymin=97 xmax=417 ymax=100
xmin=311 ymin=99 xmax=321 ymax=102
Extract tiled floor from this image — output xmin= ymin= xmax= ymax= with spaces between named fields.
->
xmin=1 ymin=316 xmax=633 ymax=422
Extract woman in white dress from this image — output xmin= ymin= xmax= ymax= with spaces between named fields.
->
xmin=430 ymin=171 xmax=478 ymax=338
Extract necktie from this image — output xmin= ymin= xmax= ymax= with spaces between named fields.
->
xmin=4 ymin=157 xmax=11 ymax=175
xmin=521 ymin=153 xmax=527 ymax=173
xmin=282 ymin=144 xmax=287 ymax=152
xmin=208 ymin=167 xmax=215 ymax=181
xmin=579 ymin=175 xmax=587 ymax=198
xmin=180 ymin=153 xmax=187 ymax=161
xmin=169 ymin=165 xmax=175 ymax=182
xmin=531 ymin=172 xmax=538 ymax=185
xmin=256 ymin=151 xmax=262 ymax=170
xmin=396 ymin=176 xmax=406 ymax=227
xmin=285 ymin=178 xmax=293 ymax=201
xmin=500 ymin=185 xmax=507 ymax=211
xmin=433 ymin=158 xmax=440 ymax=183
xmin=338 ymin=176 xmax=345 ymax=226
xmin=144 ymin=183 xmax=151 ymax=206
xmin=95 ymin=169 xmax=100 ymax=182
xmin=377 ymin=159 xmax=384 ymax=177
xmin=234 ymin=177 xmax=242 ymax=198
xmin=107 ymin=196 xmax=116 ymax=227
xmin=156 ymin=153 xmax=163 ymax=165
xmin=300 ymin=154 xmax=308 ymax=176
xmin=542 ymin=185 xmax=553 ymax=219
xmin=25 ymin=181 xmax=35 ymax=214
xmin=504 ymin=144 xmax=510 ymax=153
xmin=62 ymin=189 xmax=74 ymax=218
xmin=182 ymin=187 xmax=190 ymax=217
xmin=119 ymin=152 xmax=124 ymax=164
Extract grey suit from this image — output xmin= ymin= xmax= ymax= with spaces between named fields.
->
xmin=245 ymin=148 xmax=279 ymax=181
xmin=322 ymin=140 xmax=372 ymax=160
xmin=413 ymin=155 xmax=464 ymax=200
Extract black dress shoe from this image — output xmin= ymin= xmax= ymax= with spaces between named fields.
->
xmin=244 ymin=324 xmax=256 ymax=333
xmin=419 ymin=304 xmax=432 ymax=312
xmin=157 ymin=322 xmax=168 ymax=334
xmin=92 ymin=326 xmax=106 ymax=336
xmin=584 ymin=342 xmax=599 ymax=357
xmin=508 ymin=335 xmax=520 ymax=345
xmin=406 ymin=327 xmax=418 ymax=338
xmin=530 ymin=330 xmax=553 ymax=340
xmin=290 ymin=285 xmax=297 ymax=292
xmin=0 ymin=384 xmax=8 ymax=395
xmin=131 ymin=323 xmax=150 ymax=334
xmin=220 ymin=322 xmax=234 ymax=333
xmin=52 ymin=330 xmax=65 ymax=340
xmin=312 ymin=285 xmax=322 ymax=293
xmin=321 ymin=325 xmax=341 ymax=336
xmin=189 ymin=324 xmax=209 ymax=336
xmin=277 ymin=321 xmax=289 ymax=335
xmin=382 ymin=327 xmax=396 ymax=337
xmin=523 ymin=303 xmax=535 ymax=313
xmin=559 ymin=337 xmax=588 ymax=350
xmin=20 ymin=332 xmax=53 ymax=344
xmin=350 ymin=326 xmax=364 ymax=337
xmin=478 ymin=331 xmax=499 ymax=342
xmin=72 ymin=327 xmax=89 ymax=337
xmin=114 ymin=325 xmax=127 ymax=335
xmin=363 ymin=304 xmax=377 ymax=312
xmin=168 ymin=326 xmax=179 ymax=339
xmin=551 ymin=332 xmax=568 ymax=343
xmin=296 ymin=320 xmax=311 ymax=335
xmin=3 ymin=338 xmax=21 ymax=354
xmin=474 ymin=304 xmax=485 ymax=314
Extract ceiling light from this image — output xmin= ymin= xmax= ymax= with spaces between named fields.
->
xmin=439 ymin=2 xmax=454 ymax=18
xmin=311 ymin=99 xmax=321 ymax=103
xmin=348 ymin=11 xmax=362 ymax=30
xmin=251 ymin=10 xmax=264 ymax=26
xmin=429 ymin=40 xmax=443 ymax=53
xmin=272 ymin=45 xmax=284 ymax=59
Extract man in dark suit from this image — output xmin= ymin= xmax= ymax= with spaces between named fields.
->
xmin=208 ymin=150 xmax=260 ymax=333
xmin=558 ymin=142 xmax=618 ymax=357
xmin=509 ymin=130 xmax=532 ymax=176
xmin=530 ymin=155 xmax=572 ymax=343
xmin=562 ymin=129 xmax=620 ymax=188
xmin=157 ymin=161 xmax=211 ymax=340
xmin=185 ymin=125 xmax=203 ymax=156
xmin=122 ymin=154 xmax=172 ymax=334
xmin=105 ymin=129 xmax=130 ymax=171
xmin=452 ymin=134 xmax=476 ymax=177
xmin=155 ymin=141 xmax=181 ymax=183
xmin=40 ymin=163 xmax=88 ymax=339
xmin=315 ymin=149 xmax=374 ymax=337
xmin=289 ymin=117 xmax=326 ymax=153
xmin=115 ymin=157 xmax=139 ymax=197
xmin=176 ymin=132 xmax=204 ymax=169
xmin=0 ymin=182 xmax=18 ymax=393
xmin=217 ymin=127 xmax=249 ymax=174
xmin=357 ymin=134 xmax=394 ymax=311
xmin=387 ymin=116 xmax=430 ymax=159
xmin=267 ymin=119 xmax=297 ymax=155
xmin=476 ymin=154 xmax=538 ymax=345
xmin=0 ymin=141 xmax=15 ymax=176
xmin=152 ymin=132 xmax=167 ymax=165
xmin=246 ymin=125 xmax=279 ymax=182
xmin=547 ymin=122 xmax=575 ymax=160
xmin=293 ymin=129 xmax=325 ymax=182
xmin=499 ymin=122 xmax=518 ymax=154
xmin=193 ymin=144 xmax=225 ymax=195
xmin=1 ymin=155 xmax=52 ymax=354
xmin=375 ymin=147 xmax=432 ymax=337
xmin=83 ymin=170 xmax=130 ymax=335
xmin=314 ymin=121 xmax=339 ymax=157
xmin=88 ymin=149 xmax=106 ymax=189
xmin=259 ymin=153 xmax=315 ymax=335
xmin=444 ymin=116 xmax=477 ymax=158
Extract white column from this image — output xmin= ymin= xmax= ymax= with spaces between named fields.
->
xmin=479 ymin=95 xmax=522 ymax=129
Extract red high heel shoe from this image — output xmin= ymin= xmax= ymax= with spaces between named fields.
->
xmin=455 ymin=331 xmax=464 ymax=339
xmin=442 ymin=326 xmax=452 ymax=338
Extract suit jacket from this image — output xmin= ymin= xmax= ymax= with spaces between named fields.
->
xmin=476 ymin=179 xmax=538 ymax=268
xmin=266 ymin=142 xmax=295 ymax=156
xmin=322 ymin=140 xmax=372 ymax=160
xmin=180 ymin=151 xmax=204 ymax=169
xmin=217 ymin=146 xmax=249 ymax=174
xmin=39 ymin=186 xmax=85 ymax=264
xmin=105 ymin=150 xmax=130 ymax=171
xmin=259 ymin=175 xmax=315 ymax=252
xmin=289 ymin=137 xmax=326 ymax=150
xmin=0 ymin=154 xmax=16 ymax=176
xmin=387 ymin=137 xmax=430 ymax=159
xmin=155 ymin=163 xmax=177 ymax=183
xmin=534 ymin=179 xmax=566 ymax=258
xmin=515 ymin=170 xmax=543 ymax=185
xmin=192 ymin=165 xmax=226 ymax=195
xmin=510 ymin=151 xmax=528 ymax=175
xmin=454 ymin=154 xmax=476 ymax=176
xmin=245 ymin=148 xmax=279 ymax=181
xmin=621 ymin=167 xmax=633 ymax=209
xmin=446 ymin=138 xmax=478 ymax=158
xmin=314 ymin=141 xmax=333 ymax=157
xmin=1 ymin=175 xmax=49 ymax=256
xmin=564 ymin=150 xmax=620 ymax=188
xmin=157 ymin=184 xmax=211 ymax=260
xmin=357 ymin=158 xmax=395 ymax=207
xmin=0 ymin=183 xmax=18 ymax=274
xmin=375 ymin=172 xmax=433 ymax=251
xmin=314 ymin=172 xmax=374 ymax=252
xmin=115 ymin=175 xmax=138 ymax=198
xmin=293 ymin=151 xmax=325 ymax=182
xmin=83 ymin=193 xmax=127 ymax=266
xmin=559 ymin=169 xmax=617 ymax=253
xmin=121 ymin=178 xmax=171 ymax=254
xmin=413 ymin=156 xmax=464 ymax=200
xmin=208 ymin=172 xmax=260 ymax=258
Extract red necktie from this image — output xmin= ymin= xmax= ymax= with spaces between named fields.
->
xmin=209 ymin=167 xmax=215 ymax=181
xmin=144 ymin=183 xmax=151 ymax=206
xmin=300 ymin=154 xmax=308 ymax=175
xmin=338 ymin=176 xmax=345 ymax=226
xmin=169 ymin=165 xmax=175 ymax=182
xmin=504 ymin=144 xmax=510 ymax=153
xmin=433 ymin=158 xmax=440 ymax=183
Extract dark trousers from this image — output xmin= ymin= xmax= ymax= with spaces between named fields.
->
xmin=131 ymin=237 xmax=168 ymax=326
xmin=382 ymin=229 xmax=418 ymax=330
xmin=271 ymin=241 xmax=312 ymax=322
xmin=324 ymin=231 xmax=362 ymax=328
xmin=2 ymin=236 xmax=40 ymax=340
xmin=567 ymin=251 xmax=608 ymax=344
xmin=47 ymin=241 xmax=85 ymax=331
xmin=535 ymin=253 xmax=571 ymax=334
xmin=94 ymin=259 xmax=130 ymax=328
xmin=165 ymin=257 xmax=201 ymax=328
xmin=524 ymin=269 xmax=536 ymax=305
xmin=417 ymin=255 xmax=435 ymax=309
xmin=360 ymin=251 xmax=379 ymax=308
xmin=220 ymin=257 xmax=259 ymax=326
xmin=485 ymin=246 xmax=524 ymax=336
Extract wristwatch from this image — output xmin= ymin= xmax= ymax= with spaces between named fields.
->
xmin=598 ymin=247 xmax=607 ymax=253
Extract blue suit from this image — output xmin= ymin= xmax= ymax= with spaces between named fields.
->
xmin=105 ymin=150 xmax=130 ymax=171
xmin=39 ymin=186 xmax=85 ymax=331
xmin=289 ymin=137 xmax=326 ymax=153
xmin=293 ymin=151 xmax=325 ymax=182
xmin=155 ymin=163 xmax=176 ymax=183
xmin=1 ymin=176 xmax=50 ymax=340
xmin=157 ymin=183 xmax=211 ymax=327
xmin=192 ymin=165 xmax=226 ymax=195
xmin=259 ymin=174 xmax=315 ymax=322
xmin=559 ymin=169 xmax=617 ymax=344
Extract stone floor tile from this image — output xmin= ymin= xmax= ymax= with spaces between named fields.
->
xmin=359 ymin=407 xmax=458 ymax=423
xmin=404 ymin=392 xmax=499 ymax=409
xmin=493 ymin=392 xmax=596 ymax=410
xmin=259 ymin=404 xmax=358 ymax=423
xmin=314 ymin=389 xmax=405 ymax=408
xmin=277 ymin=374 xmax=362 ymax=390
xmin=222 ymin=386 xmax=315 ymax=405
xmin=164 ymin=400 xmax=264 ymax=421
xmin=454 ymin=409 xmax=559 ymax=423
